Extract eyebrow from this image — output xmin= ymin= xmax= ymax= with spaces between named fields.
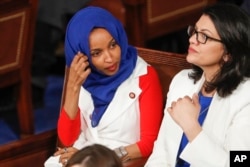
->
xmin=90 ymin=38 xmax=116 ymax=53
xmin=195 ymin=25 xmax=215 ymax=36
xmin=109 ymin=38 xmax=116 ymax=44
xmin=107 ymin=38 xmax=116 ymax=48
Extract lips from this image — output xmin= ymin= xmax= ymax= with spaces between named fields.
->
xmin=106 ymin=64 xmax=117 ymax=72
xmin=188 ymin=47 xmax=197 ymax=53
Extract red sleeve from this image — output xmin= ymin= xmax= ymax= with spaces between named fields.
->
xmin=136 ymin=66 xmax=163 ymax=157
xmin=57 ymin=108 xmax=81 ymax=146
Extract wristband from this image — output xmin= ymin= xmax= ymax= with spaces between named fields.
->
xmin=114 ymin=146 xmax=128 ymax=158
xmin=119 ymin=146 xmax=128 ymax=157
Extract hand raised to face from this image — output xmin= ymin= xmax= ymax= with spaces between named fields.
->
xmin=68 ymin=52 xmax=91 ymax=88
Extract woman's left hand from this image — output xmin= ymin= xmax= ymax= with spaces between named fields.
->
xmin=54 ymin=147 xmax=78 ymax=166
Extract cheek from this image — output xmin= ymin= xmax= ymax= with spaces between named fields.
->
xmin=204 ymin=45 xmax=225 ymax=63
xmin=116 ymin=49 xmax=121 ymax=62
xmin=91 ymin=57 xmax=103 ymax=70
xmin=111 ymin=47 xmax=121 ymax=64
xmin=187 ymin=45 xmax=224 ymax=65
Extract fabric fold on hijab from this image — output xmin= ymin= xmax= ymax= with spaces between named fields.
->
xmin=64 ymin=6 xmax=137 ymax=127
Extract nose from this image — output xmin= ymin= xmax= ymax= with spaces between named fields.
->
xmin=189 ymin=33 xmax=198 ymax=45
xmin=103 ymin=51 xmax=113 ymax=62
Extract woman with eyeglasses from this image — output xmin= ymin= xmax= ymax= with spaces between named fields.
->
xmin=145 ymin=3 xmax=250 ymax=167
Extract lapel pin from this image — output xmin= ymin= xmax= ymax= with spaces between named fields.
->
xmin=129 ymin=92 xmax=136 ymax=99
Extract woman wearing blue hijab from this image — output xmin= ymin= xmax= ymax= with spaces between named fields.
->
xmin=44 ymin=6 xmax=163 ymax=167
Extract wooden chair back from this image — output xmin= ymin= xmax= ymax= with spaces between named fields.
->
xmin=0 ymin=0 xmax=38 ymax=138
xmin=87 ymin=0 xmax=217 ymax=46
xmin=136 ymin=47 xmax=191 ymax=101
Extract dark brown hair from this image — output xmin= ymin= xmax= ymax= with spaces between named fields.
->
xmin=189 ymin=3 xmax=250 ymax=97
xmin=65 ymin=144 xmax=122 ymax=167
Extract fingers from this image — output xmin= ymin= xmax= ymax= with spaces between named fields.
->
xmin=192 ymin=93 xmax=199 ymax=106
xmin=167 ymin=95 xmax=193 ymax=113
xmin=68 ymin=52 xmax=91 ymax=86
xmin=169 ymin=96 xmax=192 ymax=107
xmin=62 ymin=158 xmax=68 ymax=167
xmin=183 ymin=95 xmax=192 ymax=102
xmin=55 ymin=147 xmax=78 ymax=166
xmin=71 ymin=51 xmax=88 ymax=65
xmin=53 ymin=147 xmax=67 ymax=165
xmin=60 ymin=156 xmax=69 ymax=166
xmin=55 ymin=147 xmax=70 ymax=155
xmin=72 ymin=52 xmax=90 ymax=72
xmin=59 ymin=151 xmax=74 ymax=165
xmin=53 ymin=147 xmax=63 ymax=156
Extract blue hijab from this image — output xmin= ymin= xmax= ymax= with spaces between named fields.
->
xmin=64 ymin=6 xmax=137 ymax=127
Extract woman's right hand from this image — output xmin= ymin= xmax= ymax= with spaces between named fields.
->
xmin=68 ymin=51 xmax=91 ymax=88
xmin=63 ymin=52 xmax=91 ymax=119
xmin=167 ymin=93 xmax=202 ymax=142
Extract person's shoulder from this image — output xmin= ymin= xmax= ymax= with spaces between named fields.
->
xmin=225 ymin=78 xmax=250 ymax=109
xmin=174 ymin=69 xmax=192 ymax=79
xmin=133 ymin=56 xmax=148 ymax=76
xmin=169 ymin=69 xmax=193 ymax=89
xmin=225 ymin=78 xmax=250 ymax=103
xmin=234 ymin=78 xmax=250 ymax=96
xmin=137 ymin=56 xmax=148 ymax=66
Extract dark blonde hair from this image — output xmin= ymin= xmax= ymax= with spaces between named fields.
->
xmin=66 ymin=144 xmax=122 ymax=167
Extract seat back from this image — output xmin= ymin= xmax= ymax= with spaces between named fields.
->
xmin=136 ymin=47 xmax=191 ymax=100
xmin=0 ymin=0 xmax=38 ymax=137
xmin=87 ymin=0 xmax=217 ymax=46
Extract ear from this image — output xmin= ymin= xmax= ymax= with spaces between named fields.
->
xmin=222 ymin=52 xmax=231 ymax=63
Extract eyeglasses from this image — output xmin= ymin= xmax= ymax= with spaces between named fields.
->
xmin=187 ymin=25 xmax=223 ymax=44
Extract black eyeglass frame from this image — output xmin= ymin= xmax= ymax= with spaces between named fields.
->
xmin=187 ymin=25 xmax=223 ymax=44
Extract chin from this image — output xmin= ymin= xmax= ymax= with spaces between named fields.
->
xmin=186 ymin=54 xmax=193 ymax=64
xmin=105 ymin=70 xmax=118 ymax=76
